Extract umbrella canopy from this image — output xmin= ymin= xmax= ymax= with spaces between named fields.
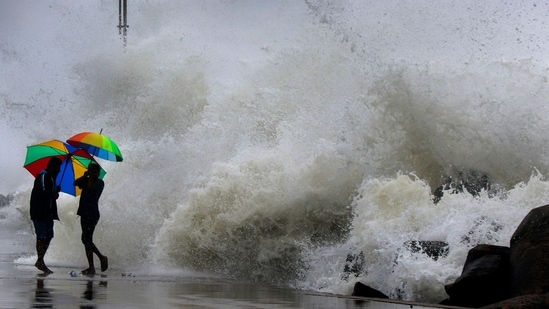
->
xmin=24 ymin=139 xmax=106 ymax=196
xmin=67 ymin=131 xmax=123 ymax=162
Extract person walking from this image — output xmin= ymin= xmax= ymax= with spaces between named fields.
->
xmin=30 ymin=157 xmax=62 ymax=274
xmin=74 ymin=163 xmax=108 ymax=275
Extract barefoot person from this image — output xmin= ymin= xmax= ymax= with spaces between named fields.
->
xmin=74 ymin=163 xmax=108 ymax=275
xmin=30 ymin=157 xmax=62 ymax=273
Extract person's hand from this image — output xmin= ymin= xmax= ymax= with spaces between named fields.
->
xmin=53 ymin=192 xmax=59 ymax=199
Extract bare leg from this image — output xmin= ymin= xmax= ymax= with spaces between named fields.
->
xmin=35 ymin=239 xmax=53 ymax=274
xmin=82 ymin=243 xmax=108 ymax=274
xmin=91 ymin=244 xmax=108 ymax=272
xmin=81 ymin=218 xmax=107 ymax=274
xmin=82 ymin=247 xmax=96 ymax=275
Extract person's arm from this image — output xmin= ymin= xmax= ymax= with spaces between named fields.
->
xmin=74 ymin=171 xmax=88 ymax=188
xmin=30 ymin=174 xmax=50 ymax=219
xmin=33 ymin=173 xmax=50 ymax=201
xmin=38 ymin=174 xmax=59 ymax=202
xmin=52 ymin=183 xmax=60 ymax=200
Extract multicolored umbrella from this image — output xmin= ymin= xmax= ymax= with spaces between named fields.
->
xmin=66 ymin=131 xmax=123 ymax=162
xmin=24 ymin=140 xmax=106 ymax=196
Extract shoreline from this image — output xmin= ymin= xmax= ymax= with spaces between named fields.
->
xmin=1 ymin=263 xmax=467 ymax=308
xmin=0 ymin=225 xmax=465 ymax=308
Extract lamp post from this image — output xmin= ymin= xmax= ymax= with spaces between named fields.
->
xmin=118 ymin=0 xmax=128 ymax=47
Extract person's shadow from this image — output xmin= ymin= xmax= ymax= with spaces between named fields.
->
xmin=33 ymin=278 xmax=52 ymax=308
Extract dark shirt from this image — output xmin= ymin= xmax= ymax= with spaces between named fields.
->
xmin=74 ymin=176 xmax=104 ymax=220
xmin=30 ymin=170 xmax=59 ymax=221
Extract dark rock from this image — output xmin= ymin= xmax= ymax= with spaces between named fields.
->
xmin=461 ymin=216 xmax=504 ymax=245
xmin=480 ymin=293 xmax=549 ymax=309
xmin=444 ymin=244 xmax=511 ymax=307
xmin=510 ymin=204 xmax=549 ymax=297
xmin=351 ymin=282 xmax=389 ymax=299
xmin=403 ymin=240 xmax=449 ymax=260
xmin=433 ymin=170 xmax=491 ymax=204
xmin=461 ymin=244 xmax=510 ymax=267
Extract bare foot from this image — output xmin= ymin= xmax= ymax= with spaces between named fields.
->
xmin=35 ymin=261 xmax=53 ymax=274
xmin=81 ymin=268 xmax=96 ymax=276
xmin=100 ymin=256 xmax=108 ymax=272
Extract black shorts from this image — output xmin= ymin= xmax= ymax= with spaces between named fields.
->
xmin=32 ymin=219 xmax=54 ymax=239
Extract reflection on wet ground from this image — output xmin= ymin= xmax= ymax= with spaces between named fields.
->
xmin=2 ymin=274 xmax=452 ymax=309
xmin=33 ymin=278 xmax=51 ymax=308
xmin=31 ymin=275 xmax=108 ymax=309
xmin=80 ymin=278 xmax=108 ymax=309
xmin=0 ymin=273 xmax=456 ymax=309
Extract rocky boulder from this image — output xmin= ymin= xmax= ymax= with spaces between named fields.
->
xmin=444 ymin=244 xmax=511 ymax=307
xmin=403 ymin=240 xmax=449 ymax=261
xmin=351 ymin=282 xmax=389 ymax=299
xmin=510 ymin=204 xmax=549 ymax=297
xmin=480 ymin=293 xmax=549 ymax=309
xmin=350 ymin=204 xmax=549 ymax=308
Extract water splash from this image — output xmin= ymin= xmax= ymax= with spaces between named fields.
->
xmin=3 ymin=0 xmax=549 ymax=303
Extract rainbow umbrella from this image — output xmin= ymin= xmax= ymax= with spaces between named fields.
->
xmin=66 ymin=131 xmax=123 ymax=162
xmin=24 ymin=140 xmax=106 ymax=196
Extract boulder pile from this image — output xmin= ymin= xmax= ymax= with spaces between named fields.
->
xmin=352 ymin=204 xmax=549 ymax=309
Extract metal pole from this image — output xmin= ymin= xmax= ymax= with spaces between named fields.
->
xmin=123 ymin=0 xmax=127 ymax=37
xmin=117 ymin=0 xmax=128 ymax=48
xmin=118 ymin=0 xmax=122 ymax=35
